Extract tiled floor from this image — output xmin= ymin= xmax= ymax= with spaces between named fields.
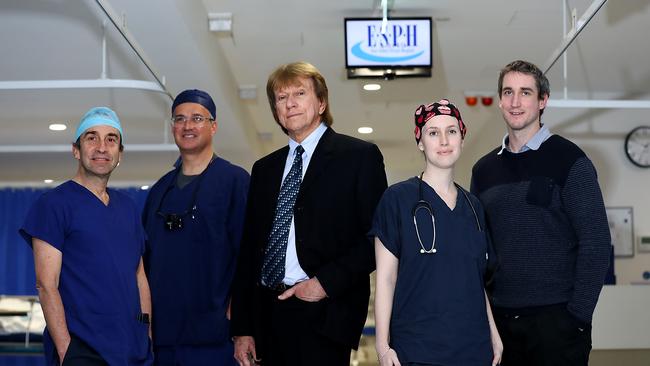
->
xmin=351 ymin=338 xmax=650 ymax=366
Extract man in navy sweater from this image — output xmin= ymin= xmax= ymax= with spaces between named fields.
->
xmin=471 ymin=60 xmax=611 ymax=366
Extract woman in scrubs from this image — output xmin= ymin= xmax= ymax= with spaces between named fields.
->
xmin=372 ymin=99 xmax=503 ymax=366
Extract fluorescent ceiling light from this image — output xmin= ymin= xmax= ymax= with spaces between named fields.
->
xmin=239 ymin=85 xmax=257 ymax=100
xmin=49 ymin=123 xmax=67 ymax=131
xmin=43 ymin=179 xmax=54 ymax=184
xmin=358 ymin=127 xmax=373 ymax=134
xmin=208 ymin=13 xmax=233 ymax=33
xmin=0 ymin=143 xmax=179 ymax=153
xmin=363 ymin=83 xmax=381 ymax=91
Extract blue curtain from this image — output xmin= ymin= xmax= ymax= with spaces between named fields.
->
xmin=0 ymin=186 xmax=149 ymax=295
xmin=0 ymin=355 xmax=46 ymax=366
xmin=0 ymin=188 xmax=42 ymax=295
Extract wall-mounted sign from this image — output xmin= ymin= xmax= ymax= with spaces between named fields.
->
xmin=607 ymin=207 xmax=634 ymax=257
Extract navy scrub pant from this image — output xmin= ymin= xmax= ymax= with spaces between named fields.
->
xmin=153 ymin=342 xmax=237 ymax=366
xmin=61 ymin=334 xmax=107 ymax=366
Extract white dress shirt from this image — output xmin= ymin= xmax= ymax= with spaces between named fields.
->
xmin=281 ymin=122 xmax=328 ymax=285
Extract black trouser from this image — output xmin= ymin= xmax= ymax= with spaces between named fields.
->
xmin=257 ymin=286 xmax=351 ymax=366
xmin=494 ymin=303 xmax=591 ymax=366
xmin=61 ymin=334 xmax=108 ymax=366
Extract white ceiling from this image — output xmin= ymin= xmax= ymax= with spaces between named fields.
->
xmin=1 ymin=0 xmax=649 ymax=186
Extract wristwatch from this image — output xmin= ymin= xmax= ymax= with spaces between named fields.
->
xmin=137 ymin=313 xmax=150 ymax=324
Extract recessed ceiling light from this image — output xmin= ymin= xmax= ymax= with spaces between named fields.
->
xmin=43 ymin=179 xmax=54 ymax=184
xmin=358 ymin=127 xmax=373 ymax=134
xmin=49 ymin=123 xmax=67 ymax=131
xmin=140 ymin=185 xmax=150 ymax=190
xmin=363 ymin=83 xmax=381 ymax=91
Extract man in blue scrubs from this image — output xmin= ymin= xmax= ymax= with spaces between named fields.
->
xmin=20 ymin=107 xmax=153 ymax=366
xmin=142 ymin=90 xmax=249 ymax=365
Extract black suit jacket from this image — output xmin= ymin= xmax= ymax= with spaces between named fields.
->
xmin=231 ymin=128 xmax=387 ymax=349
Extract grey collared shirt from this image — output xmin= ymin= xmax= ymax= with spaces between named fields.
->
xmin=498 ymin=124 xmax=553 ymax=155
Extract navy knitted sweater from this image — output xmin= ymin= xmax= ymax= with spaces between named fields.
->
xmin=470 ymin=135 xmax=611 ymax=323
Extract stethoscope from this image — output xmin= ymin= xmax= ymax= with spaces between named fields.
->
xmin=412 ymin=173 xmax=482 ymax=254
xmin=156 ymin=156 xmax=215 ymax=231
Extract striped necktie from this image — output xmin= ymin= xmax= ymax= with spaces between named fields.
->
xmin=261 ymin=145 xmax=304 ymax=287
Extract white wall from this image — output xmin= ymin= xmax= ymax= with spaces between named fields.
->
xmin=592 ymin=285 xmax=650 ymax=349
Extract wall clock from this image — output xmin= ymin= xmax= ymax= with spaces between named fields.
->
xmin=625 ymin=126 xmax=650 ymax=168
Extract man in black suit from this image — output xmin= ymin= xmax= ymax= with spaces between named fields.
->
xmin=231 ymin=61 xmax=387 ymax=366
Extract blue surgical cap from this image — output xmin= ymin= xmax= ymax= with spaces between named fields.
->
xmin=75 ymin=107 xmax=123 ymax=142
xmin=172 ymin=89 xmax=216 ymax=119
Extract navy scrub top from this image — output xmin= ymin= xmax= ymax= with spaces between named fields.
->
xmin=370 ymin=177 xmax=492 ymax=365
xmin=20 ymin=180 xmax=152 ymax=366
xmin=142 ymin=157 xmax=249 ymax=347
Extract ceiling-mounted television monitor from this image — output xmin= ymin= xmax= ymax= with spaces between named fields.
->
xmin=344 ymin=17 xmax=432 ymax=79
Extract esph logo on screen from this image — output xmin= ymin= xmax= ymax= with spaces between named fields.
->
xmin=351 ymin=24 xmax=423 ymax=63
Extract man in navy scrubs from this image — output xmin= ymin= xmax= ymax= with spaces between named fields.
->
xmin=142 ymin=90 xmax=249 ymax=365
xmin=21 ymin=107 xmax=153 ymax=365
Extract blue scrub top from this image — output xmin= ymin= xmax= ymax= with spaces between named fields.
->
xmin=20 ymin=180 xmax=152 ymax=366
xmin=142 ymin=157 xmax=249 ymax=347
xmin=370 ymin=177 xmax=492 ymax=365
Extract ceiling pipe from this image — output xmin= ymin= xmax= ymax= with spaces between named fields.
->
xmin=101 ymin=20 xmax=108 ymax=79
xmin=543 ymin=0 xmax=650 ymax=109
xmin=546 ymin=99 xmax=650 ymax=109
xmin=0 ymin=1 xmax=176 ymax=154
xmin=0 ymin=1 xmax=172 ymax=99
xmin=0 ymin=143 xmax=179 ymax=153
xmin=543 ymin=0 xmax=607 ymax=74
xmin=380 ymin=0 xmax=388 ymax=34
xmin=0 ymin=181 xmax=157 ymax=188
xmin=562 ymin=0 xmax=570 ymax=99
xmin=0 ymin=79 xmax=166 ymax=93
xmin=94 ymin=0 xmax=173 ymax=100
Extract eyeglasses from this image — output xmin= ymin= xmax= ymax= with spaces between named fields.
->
xmin=171 ymin=115 xmax=214 ymax=126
